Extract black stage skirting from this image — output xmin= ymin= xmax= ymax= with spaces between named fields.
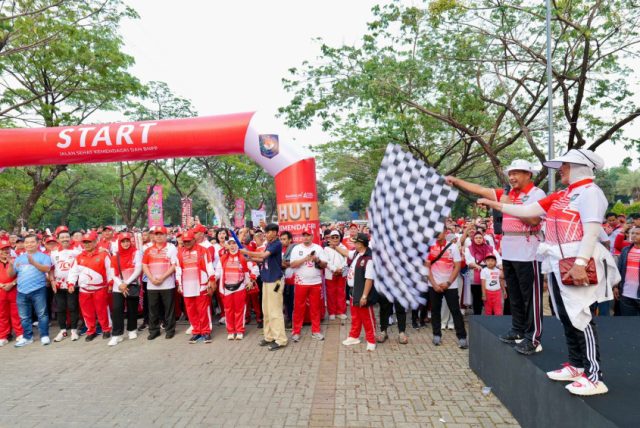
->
xmin=469 ymin=316 xmax=640 ymax=428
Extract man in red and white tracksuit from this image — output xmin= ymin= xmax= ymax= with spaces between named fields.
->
xmin=0 ymin=239 xmax=22 ymax=346
xmin=177 ymin=230 xmax=215 ymax=344
xmin=324 ymin=230 xmax=347 ymax=320
xmin=67 ymin=231 xmax=113 ymax=341
xmin=289 ymin=227 xmax=328 ymax=342
xmin=193 ymin=224 xmax=223 ymax=325
xmin=216 ymin=239 xmax=255 ymax=340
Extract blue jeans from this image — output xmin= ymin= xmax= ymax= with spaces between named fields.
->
xmin=17 ymin=287 xmax=49 ymax=339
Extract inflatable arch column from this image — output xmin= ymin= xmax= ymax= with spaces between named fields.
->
xmin=0 ymin=112 xmax=320 ymax=242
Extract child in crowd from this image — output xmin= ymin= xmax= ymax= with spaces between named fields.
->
xmin=481 ymin=254 xmax=506 ymax=316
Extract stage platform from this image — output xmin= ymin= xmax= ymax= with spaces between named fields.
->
xmin=469 ymin=316 xmax=639 ymax=428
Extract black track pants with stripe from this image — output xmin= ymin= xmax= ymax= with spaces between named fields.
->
xmin=502 ymin=260 xmax=543 ymax=345
xmin=550 ymin=275 xmax=602 ymax=382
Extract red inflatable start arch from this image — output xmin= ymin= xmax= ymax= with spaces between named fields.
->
xmin=0 ymin=112 xmax=320 ymax=242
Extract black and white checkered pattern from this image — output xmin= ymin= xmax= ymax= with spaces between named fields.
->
xmin=368 ymin=144 xmax=458 ymax=309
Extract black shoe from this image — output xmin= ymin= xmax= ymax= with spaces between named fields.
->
xmin=202 ymin=334 xmax=212 ymax=343
xmin=514 ymin=339 xmax=542 ymax=355
xmin=412 ymin=320 xmax=420 ymax=330
xmin=499 ymin=330 xmax=523 ymax=344
xmin=268 ymin=342 xmax=285 ymax=351
xmin=147 ymin=332 xmax=161 ymax=340
xmin=165 ymin=331 xmax=175 ymax=339
xmin=189 ymin=335 xmax=201 ymax=344
xmin=137 ymin=322 xmax=148 ymax=331
xmin=85 ymin=333 xmax=98 ymax=342
xmin=245 ymin=319 xmax=252 ymax=325
xmin=102 ymin=332 xmax=111 ymax=339
xmin=257 ymin=322 xmax=263 ymax=329
xmin=259 ymin=339 xmax=274 ymax=347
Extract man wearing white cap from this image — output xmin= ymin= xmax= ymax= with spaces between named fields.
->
xmin=447 ymin=159 xmax=546 ymax=355
xmin=479 ymin=149 xmax=619 ymax=396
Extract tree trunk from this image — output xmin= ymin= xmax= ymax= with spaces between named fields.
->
xmin=15 ymin=165 xmax=67 ymax=229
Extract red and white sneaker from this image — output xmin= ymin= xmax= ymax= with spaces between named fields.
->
xmin=546 ymin=363 xmax=584 ymax=381
xmin=565 ymin=374 xmax=608 ymax=396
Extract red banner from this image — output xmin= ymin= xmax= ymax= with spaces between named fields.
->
xmin=147 ymin=185 xmax=164 ymax=228
xmin=275 ymin=158 xmax=321 ymax=244
xmin=181 ymin=197 xmax=193 ymax=228
xmin=234 ymin=198 xmax=245 ymax=228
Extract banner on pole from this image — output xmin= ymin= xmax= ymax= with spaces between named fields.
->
xmin=234 ymin=198 xmax=245 ymax=228
xmin=181 ymin=197 xmax=192 ymax=228
xmin=147 ymin=185 xmax=164 ymax=228
xmin=251 ymin=209 xmax=266 ymax=227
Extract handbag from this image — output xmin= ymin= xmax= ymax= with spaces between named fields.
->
xmin=116 ymin=253 xmax=140 ymax=297
xmin=554 ymin=216 xmax=598 ymax=286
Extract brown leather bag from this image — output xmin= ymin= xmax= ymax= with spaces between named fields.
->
xmin=555 ymin=216 xmax=598 ymax=286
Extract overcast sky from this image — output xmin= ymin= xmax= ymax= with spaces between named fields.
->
xmin=116 ymin=0 xmax=635 ymax=169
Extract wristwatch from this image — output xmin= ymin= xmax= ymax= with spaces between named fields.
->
xmin=574 ymin=259 xmax=588 ymax=267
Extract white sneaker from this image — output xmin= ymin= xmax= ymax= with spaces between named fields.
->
xmin=128 ymin=331 xmax=138 ymax=340
xmin=70 ymin=330 xmax=79 ymax=341
xmin=329 ymin=315 xmax=336 ymax=320
xmin=342 ymin=337 xmax=361 ymax=346
xmin=54 ymin=330 xmax=67 ymax=342
xmin=16 ymin=334 xmax=23 ymax=342
xmin=547 ymin=363 xmax=585 ymax=382
xmin=312 ymin=333 xmax=325 ymax=341
xmin=41 ymin=336 xmax=51 ymax=346
xmin=338 ymin=314 xmax=347 ymax=320
xmin=235 ymin=334 xmax=244 ymax=340
xmin=565 ymin=375 xmax=609 ymax=396
xmin=219 ymin=317 xmax=226 ymax=325
xmin=0 ymin=339 xmax=8 ymax=347
xmin=108 ymin=336 xmax=123 ymax=346
xmin=15 ymin=337 xmax=33 ymax=347
xmin=366 ymin=342 xmax=376 ymax=352
xmin=227 ymin=334 xmax=235 ymax=340
xmin=291 ymin=334 xmax=301 ymax=342
xmin=185 ymin=325 xmax=193 ymax=335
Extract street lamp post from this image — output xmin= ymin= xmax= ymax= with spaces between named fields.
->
xmin=546 ymin=0 xmax=555 ymax=192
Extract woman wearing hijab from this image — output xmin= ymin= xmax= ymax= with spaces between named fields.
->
xmin=464 ymin=231 xmax=502 ymax=315
xmin=109 ymin=232 xmax=143 ymax=346
xmin=479 ymin=149 xmax=620 ymax=396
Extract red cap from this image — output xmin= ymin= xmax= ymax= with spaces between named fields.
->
xmin=55 ymin=226 xmax=69 ymax=236
xmin=151 ymin=226 xmax=167 ymax=234
xmin=192 ymin=224 xmax=207 ymax=233
xmin=104 ymin=226 xmax=115 ymax=231
xmin=182 ymin=230 xmax=196 ymax=242
xmin=119 ymin=232 xmax=133 ymax=241
xmin=81 ymin=232 xmax=98 ymax=242
xmin=301 ymin=227 xmax=313 ymax=236
xmin=44 ymin=236 xmax=57 ymax=244
xmin=0 ymin=239 xmax=11 ymax=249
xmin=349 ymin=223 xmax=359 ymax=229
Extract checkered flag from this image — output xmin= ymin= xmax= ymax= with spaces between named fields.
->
xmin=368 ymin=144 xmax=458 ymax=309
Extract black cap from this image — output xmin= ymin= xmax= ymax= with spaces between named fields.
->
xmin=354 ymin=233 xmax=369 ymax=246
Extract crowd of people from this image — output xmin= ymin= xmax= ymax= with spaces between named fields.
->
xmin=0 ymin=149 xmax=637 ymax=397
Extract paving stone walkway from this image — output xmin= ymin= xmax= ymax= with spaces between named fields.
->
xmin=0 ymin=316 xmax=518 ymax=428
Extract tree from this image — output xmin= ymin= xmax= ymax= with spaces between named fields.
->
xmin=281 ymin=0 xmax=640 ymax=197
xmin=0 ymin=0 xmax=141 ymax=229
